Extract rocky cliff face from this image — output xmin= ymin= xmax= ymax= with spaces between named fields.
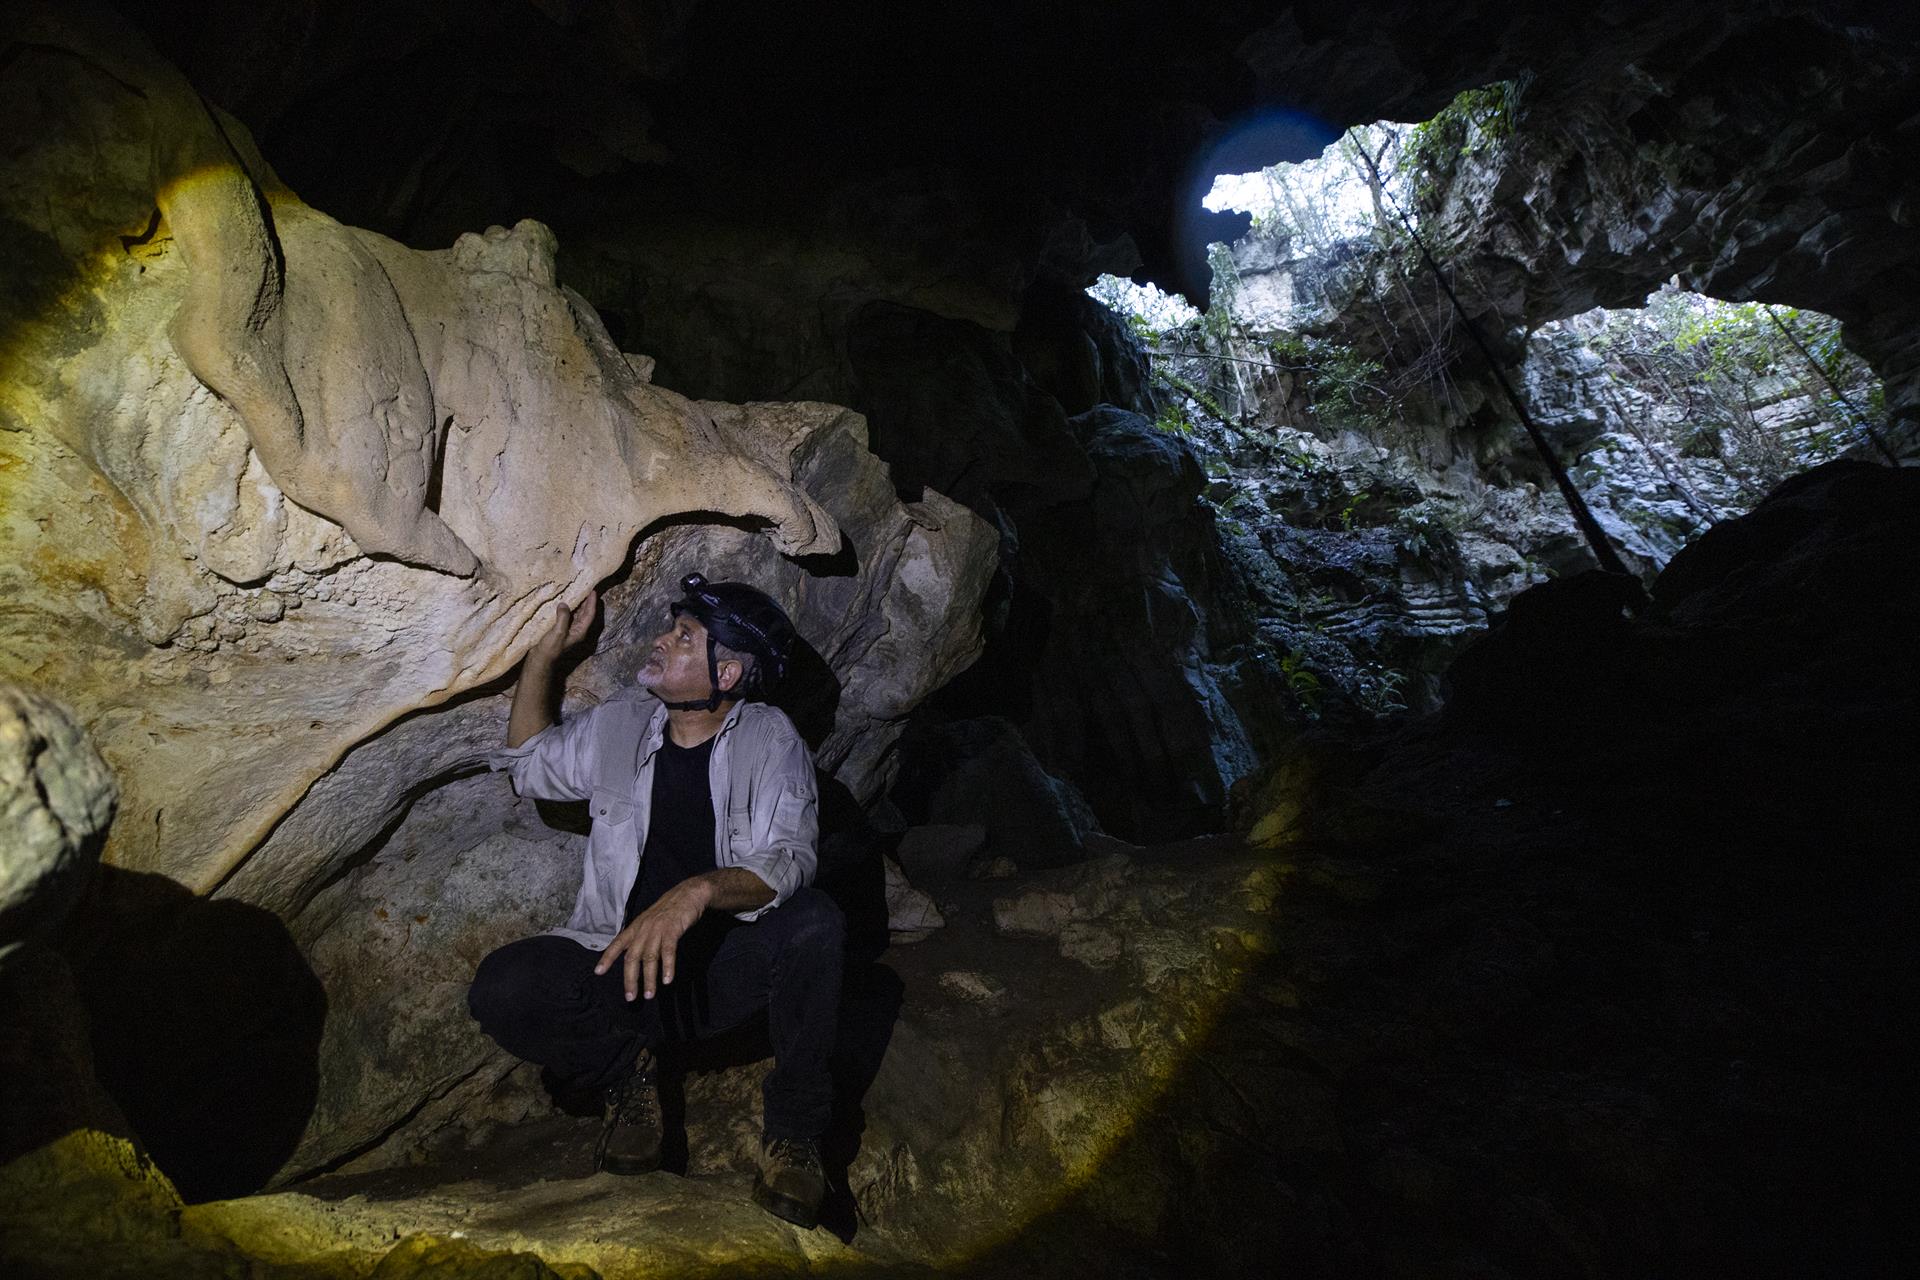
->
xmin=1151 ymin=16 xmax=1915 ymax=720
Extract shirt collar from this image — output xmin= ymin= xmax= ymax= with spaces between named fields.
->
xmin=639 ymin=698 xmax=746 ymax=764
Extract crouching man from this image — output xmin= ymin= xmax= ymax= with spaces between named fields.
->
xmin=469 ymin=573 xmax=841 ymax=1228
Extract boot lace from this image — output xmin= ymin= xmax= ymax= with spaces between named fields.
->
xmin=606 ymin=1053 xmax=659 ymax=1123
xmin=765 ymin=1136 xmax=821 ymax=1174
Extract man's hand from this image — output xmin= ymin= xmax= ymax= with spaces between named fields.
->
xmin=597 ymin=876 xmax=712 ymax=1001
xmin=530 ymin=589 xmax=598 ymax=666
xmin=507 ymin=589 xmax=598 ymax=748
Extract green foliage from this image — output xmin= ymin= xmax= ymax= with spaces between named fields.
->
xmin=1285 ymin=333 xmax=1396 ymax=435
xmin=1398 ymin=77 xmax=1529 ymax=207
xmin=1662 ymin=297 xmax=1781 ymax=380
xmin=1203 ymin=242 xmax=1243 ymax=344
xmin=1588 ymin=286 xmax=1881 ymax=495
xmin=1393 ymin=496 xmax=1478 ymax=562
xmin=1338 ymin=490 xmax=1371 ymax=530
xmin=1352 ymin=662 xmax=1410 ymax=718
xmin=1266 ymin=333 xmax=1319 ymax=372
xmin=1279 ymin=649 xmax=1324 ymax=719
xmin=1154 ymin=403 xmax=1196 ymax=435
xmin=1152 ymin=370 xmax=1229 ymax=424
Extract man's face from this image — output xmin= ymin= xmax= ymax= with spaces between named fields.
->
xmin=635 ymin=612 xmax=738 ymax=704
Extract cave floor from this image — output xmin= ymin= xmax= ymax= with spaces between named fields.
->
xmin=203 ymin=764 xmax=1903 ymax=1278
xmin=259 ymin=833 xmax=1217 ymax=1277
xmin=7 ymin=754 xmax=1905 ymax=1279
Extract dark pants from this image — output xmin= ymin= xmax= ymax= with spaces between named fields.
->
xmin=467 ymin=886 xmax=844 ymax=1139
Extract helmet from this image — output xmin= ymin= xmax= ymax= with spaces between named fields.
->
xmin=661 ymin=572 xmax=798 ymax=710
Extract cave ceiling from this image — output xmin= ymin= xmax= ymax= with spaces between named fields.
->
xmin=117 ymin=0 xmax=1917 ymax=311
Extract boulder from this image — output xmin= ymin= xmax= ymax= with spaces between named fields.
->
xmin=893 ymin=717 xmax=1101 ymax=867
xmin=0 ymin=686 xmax=127 ymax=1167
xmin=893 ymin=823 xmax=989 ymax=887
xmin=0 ymin=685 xmax=116 ymax=960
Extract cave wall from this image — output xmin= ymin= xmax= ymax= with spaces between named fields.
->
xmin=72 ymin=0 xmax=1916 ymax=840
xmin=9 ymin=0 xmax=1919 ymax=1199
xmin=0 ymin=1 xmax=998 ymax=1185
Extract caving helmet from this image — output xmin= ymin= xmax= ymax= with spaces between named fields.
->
xmin=659 ymin=572 xmax=798 ymax=711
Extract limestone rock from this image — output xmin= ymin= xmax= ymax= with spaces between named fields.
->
xmin=0 ymin=1129 xmax=604 ymax=1279
xmin=882 ymin=856 xmax=944 ymax=942
xmin=0 ymin=686 xmax=135 ymax=1174
xmin=936 ymin=969 xmax=1007 ymax=1004
xmin=1016 ymin=408 xmax=1283 ymax=840
xmin=0 ymin=686 xmax=115 ymax=960
xmin=261 ymin=401 xmax=997 ymax=1177
xmin=894 ymin=716 xmax=1101 ymax=866
xmin=0 ymin=5 xmax=998 ymax=1195
xmin=893 ymin=823 xmax=988 ymax=887
xmin=0 ymin=3 xmax=859 ymax=910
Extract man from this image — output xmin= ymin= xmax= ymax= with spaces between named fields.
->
xmin=468 ymin=572 xmax=842 ymax=1228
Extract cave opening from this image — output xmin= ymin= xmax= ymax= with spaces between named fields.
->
xmin=3 ymin=4 xmax=1915 ymax=1278
xmin=1087 ymin=92 xmax=1899 ymax=724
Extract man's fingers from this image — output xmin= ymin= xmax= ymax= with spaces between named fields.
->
xmin=559 ymin=590 xmax=596 ymax=648
xmin=594 ymin=933 xmax=627 ymax=976
xmin=623 ymin=943 xmax=643 ymax=1002
xmin=608 ymin=903 xmax=686 ymax=1000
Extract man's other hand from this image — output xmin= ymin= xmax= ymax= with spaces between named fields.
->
xmin=531 ymin=589 xmax=598 ymax=666
xmin=596 ymin=876 xmax=711 ymax=1001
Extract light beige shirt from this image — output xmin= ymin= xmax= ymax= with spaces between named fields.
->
xmin=488 ymin=696 xmax=819 ymax=949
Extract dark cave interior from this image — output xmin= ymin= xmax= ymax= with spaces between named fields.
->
xmin=1 ymin=2 xmax=1916 ymax=1277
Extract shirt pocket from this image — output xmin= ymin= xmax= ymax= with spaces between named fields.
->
xmin=590 ymin=786 xmax=635 ymax=829
xmin=770 ymin=781 xmax=813 ymax=844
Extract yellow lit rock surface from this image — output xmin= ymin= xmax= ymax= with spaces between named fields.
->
xmin=0 ymin=1130 xmax=600 ymax=1279
xmin=0 ymin=1 xmax=990 ymax=912
xmin=0 ymin=0 xmax=996 ymax=1189
xmin=0 ymin=0 xmax=824 ymax=899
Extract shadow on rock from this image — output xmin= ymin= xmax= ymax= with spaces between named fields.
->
xmin=772 ymin=632 xmax=844 ymax=754
xmin=60 ymin=867 xmax=326 ymax=1202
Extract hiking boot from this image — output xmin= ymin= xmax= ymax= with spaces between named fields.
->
xmin=595 ymin=1048 xmax=662 ymax=1175
xmin=751 ymin=1135 xmax=825 ymax=1228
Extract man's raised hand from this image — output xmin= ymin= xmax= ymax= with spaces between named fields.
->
xmin=530 ymin=588 xmax=598 ymax=666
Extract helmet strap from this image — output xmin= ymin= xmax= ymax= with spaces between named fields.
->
xmin=659 ymin=633 xmax=727 ymax=712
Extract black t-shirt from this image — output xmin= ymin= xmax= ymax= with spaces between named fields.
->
xmin=624 ymin=733 xmax=717 ymax=922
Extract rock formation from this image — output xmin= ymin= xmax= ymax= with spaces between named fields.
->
xmin=0 ymin=686 xmax=127 ymax=1169
xmin=12 ymin=447 xmax=1912 ymax=1273
xmin=0 ymin=685 xmax=116 ymax=961
xmin=0 ymin=4 xmax=849 ymax=900
xmin=0 ymin=1 xmax=996 ymax=1185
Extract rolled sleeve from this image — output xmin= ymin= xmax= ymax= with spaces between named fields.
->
xmin=485 ymin=705 xmax=602 ymax=802
xmin=730 ymin=730 xmax=819 ymax=922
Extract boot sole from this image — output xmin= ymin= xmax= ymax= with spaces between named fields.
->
xmin=599 ymin=1149 xmax=662 ymax=1176
xmin=751 ymin=1174 xmax=820 ymax=1229
xmin=594 ymin=1125 xmax=662 ymax=1176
